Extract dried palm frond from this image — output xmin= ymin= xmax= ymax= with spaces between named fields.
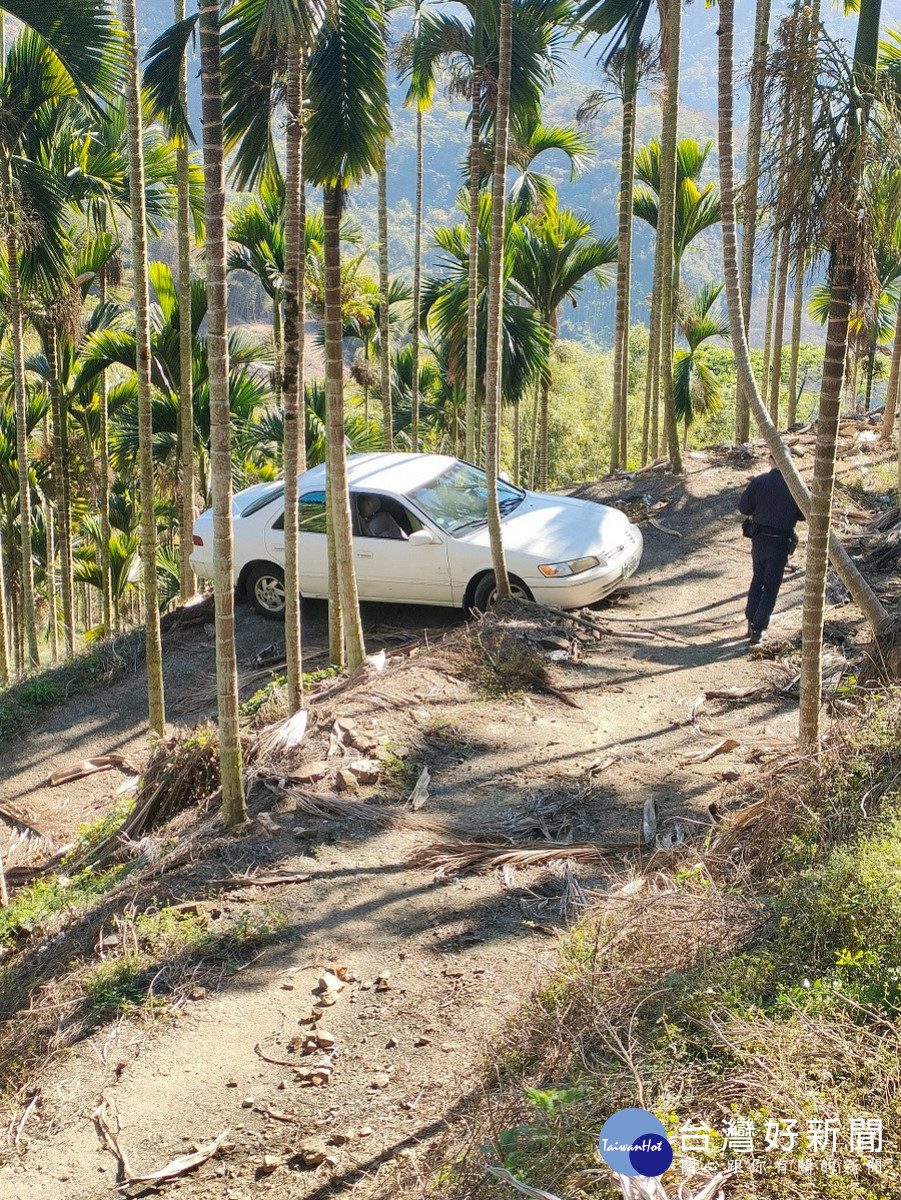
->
xmin=488 ymin=791 xmax=585 ymax=843
xmin=256 ymin=709 xmax=309 ymax=760
xmin=72 ymin=730 xmax=224 ymax=871
xmin=276 ymin=781 xmax=445 ymax=832
xmin=418 ymin=838 xmax=624 ymax=878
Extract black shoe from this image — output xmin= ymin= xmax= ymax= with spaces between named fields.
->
xmin=749 ymin=627 xmax=763 ymax=646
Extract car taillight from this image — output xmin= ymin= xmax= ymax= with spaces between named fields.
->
xmin=193 ymin=535 xmax=204 ymax=547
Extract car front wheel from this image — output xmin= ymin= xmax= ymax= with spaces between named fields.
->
xmin=471 ymin=572 xmax=533 ymax=613
xmin=247 ymin=563 xmax=287 ymax=618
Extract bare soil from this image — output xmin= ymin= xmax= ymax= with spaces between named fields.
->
xmin=0 ymin=441 xmax=892 ymax=1200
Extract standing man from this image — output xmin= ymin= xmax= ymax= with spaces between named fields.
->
xmin=739 ymin=455 xmax=804 ymax=645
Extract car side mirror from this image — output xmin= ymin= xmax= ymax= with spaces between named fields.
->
xmin=408 ymin=529 xmax=437 ymax=546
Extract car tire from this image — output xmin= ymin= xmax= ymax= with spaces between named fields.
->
xmin=247 ymin=563 xmax=288 ymax=619
xmin=471 ymin=572 xmax=533 ymax=613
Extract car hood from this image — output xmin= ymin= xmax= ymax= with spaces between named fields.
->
xmin=458 ymin=493 xmax=632 ymax=561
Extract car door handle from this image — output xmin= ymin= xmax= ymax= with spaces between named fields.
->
xmin=357 ymin=551 xmax=374 ymax=559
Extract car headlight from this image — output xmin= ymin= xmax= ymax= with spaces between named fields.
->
xmin=538 ymin=555 xmax=601 ymax=578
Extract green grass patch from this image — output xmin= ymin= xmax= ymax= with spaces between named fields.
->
xmin=0 ymin=636 xmax=140 ymax=743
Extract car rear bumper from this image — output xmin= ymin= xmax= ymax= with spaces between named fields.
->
xmin=530 ymin=526 xmax=643 ymax=610
xmin=189 ymin=552 xmax=213 ymax=580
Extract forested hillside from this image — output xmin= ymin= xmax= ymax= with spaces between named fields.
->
xmin=136 ymin=0 xmax=863 ymax=343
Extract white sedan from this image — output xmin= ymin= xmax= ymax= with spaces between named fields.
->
xmin=190 ymin=453 xmax=643 ymax=618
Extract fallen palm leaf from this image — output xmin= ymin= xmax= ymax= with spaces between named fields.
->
xmin=68 ymin=732 xmax=224 ymax=871
xmin=270 ymin=779 xmax=445 ymax=831
xmin=257 ymin=709 xmax=308 ymax=759
xmin=45 ymin=754 xmax=139 ymax=788
xmin=206 ymin=870 xmax=312 ymax=891
xmin=642 ymin=796 xmax=659 ymax=844
xmin=94 ymin=1097 xmax=228 ymax=1186
xmin=681 ymin=737 xmax=739 ymax=764
xmin=419 ymin=838 xmax=621 ymax=878
xmin=704 ymin=685 xmax=770 ymax=702
xmin=485 ymin=1166 xmax=564 ymax=1200
xmin=587 ymin=753 xmax=620 ymax=776
xmin=603 ymin=1168 xmax=734 ymax=1199
xmin=649 ymin=517 xmax=683 ymax=538
xmin=407 ymin=766 xmax=431 ymax=810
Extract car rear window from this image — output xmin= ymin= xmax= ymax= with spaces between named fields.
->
xmin=272 ymin=492 xmax=328 ymax=533
xmin=240 ymin=487 xmax=283 ymax=519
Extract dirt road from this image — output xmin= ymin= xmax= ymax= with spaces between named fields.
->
xmin=0 ymin=448 xmax=873 ymax=1199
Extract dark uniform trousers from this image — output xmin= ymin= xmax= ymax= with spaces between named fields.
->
xmin=745 ymin=528 xmax=792 ymax=632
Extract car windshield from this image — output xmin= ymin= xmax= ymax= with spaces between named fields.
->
xmin=407 ymin=462 xmax=525 ymax=535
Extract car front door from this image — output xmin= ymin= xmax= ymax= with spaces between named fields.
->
xmin=264 ymin=491 xmax=329 ymax=598
xmin=352 ymin=492 xmax=454 ymax=605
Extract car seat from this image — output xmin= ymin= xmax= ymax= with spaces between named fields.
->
xmin=358 ymin=495 xmax=406 ymax=540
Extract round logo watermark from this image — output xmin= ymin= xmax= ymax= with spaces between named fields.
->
xmin=598 ymin=1108 xmax=674 ymax=1178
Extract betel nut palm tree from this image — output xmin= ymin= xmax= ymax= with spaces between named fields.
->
xmin=511 ymin=203 xmax=616 ymax=488
xmin=304 ymin=0 xmax=388 ymax=667
xmin=121 ymin=0 xmax=166 ymax=737
xmin=483 ymin=0 xmax=514 ymax=604
xmin=576 ymin=0 xmax=657 ymax=469
xmin=0 ymin=0 xmax=125 ymax=670
xmin=146 ymin=0 xmax=253 ymax=819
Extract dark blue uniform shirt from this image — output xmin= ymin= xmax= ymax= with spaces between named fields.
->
xmin=738 ymin=468 xmax=804 ymax=533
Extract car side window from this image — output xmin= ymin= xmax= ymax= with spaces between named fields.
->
xmin=354 ymin=493 xmax=421 ymax=540
xmin=271 ymin=491 xmax=328 ymax=533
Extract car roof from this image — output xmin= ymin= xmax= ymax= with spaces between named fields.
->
xmin=230 ymin=453 xmax=462 ymax=515
xmin=297 ymin=453 xmax=459 ymax=496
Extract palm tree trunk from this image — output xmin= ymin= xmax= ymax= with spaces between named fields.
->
xmin=643 ymin=244 xmax=663 ymax=464
xmin=513 ymin=394 xmax=521 ymax=485
xmin=760 ymin=236 xmax=778 ymax=402
xmin=198 ymin=0 xmax=245 ymax=822
xmin=283 ymin=43 xmax=305 ymax=714
xmin=717 ymin=0 xmax=887 ymax=640
xmin=735 ymin=0 xmax=772 ymax=442
xmin=528 ymin=376 xmax=540 ymax=487
xmin=786 ymin=253 xmax=806 ymax=426
xmin=176 ymin=0 xmax=195 ymax=603
xmin=98 ymin=269 xmax=113 ymax=632
xmin=326 ymin=495 xmax=343 ymax=664
xmin=465 ymin=0 xmax=483 ymax=464
xmin=798 ymin=235 xmax=854 ymax=750
xmin=610 ymin=46 xmax=638 ymax=472
xmin=657 ymin=0 xmax=683 ymax=473
xmin=848 ymin=352 xmax=859 ymax=409
xmin=539 ymin=368 xmax=551 ymax=490
xmin=483 ymin=0 xmax=513 ymax=603
xmin=47 ymin=326 xmax=74 ymax=655
xmin=377 ymin=151 xmax=393 ymax=450
xmin=323 ymin=183 xmax=366 ymax=668
xmin=5 ymin=175 xmax=39 ymax=667
xmin=123 ymin=0 xmax=166 ymax=736
xmin=411 ymin=102 xmax=424 ymax=453
xmin=767 ymin=228 xmax=791 ymax=425
xmin=880 ymin=290 xmax=901 ymax=438
xmin=43 ymin=413 xmax=59 ymax=662
xmin=0 ymin=519 xmax=8 ymax=686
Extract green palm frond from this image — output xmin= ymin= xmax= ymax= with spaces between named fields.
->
xmin=144 ymin=14 xmax=198 ymax=144
xmin=575 ymin=0 xmax=655 ymax=60
xmin=304 ymin=0 xmax=391 ymax=187
xmin=1 ymin=0 xmax=126 ymax=101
